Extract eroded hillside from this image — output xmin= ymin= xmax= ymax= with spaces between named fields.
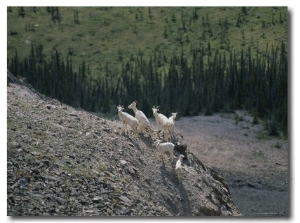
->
xmin=7 ymin=75 xmax=241 ymax=216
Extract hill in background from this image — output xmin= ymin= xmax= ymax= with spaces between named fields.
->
xmin=7 ymin=7 xmax=288 ymax=76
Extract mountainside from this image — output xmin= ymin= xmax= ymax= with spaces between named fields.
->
xmin=7 ymin=73 xmax=241 ymax=216
xmin=7 ymin=7 xmax=288 ymax=76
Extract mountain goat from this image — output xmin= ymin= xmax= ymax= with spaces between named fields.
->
xmin=117 ymin=105 xmax=138 ymax=136
xmin=152 ymin=106 xmax=176 ymax=139
xmin=152 ymin=106 xmax=169 ymax=132
xmin=167 ymin=112 xmax=177 ymax=137
xmin=128 ymin=101 xmax=152 ymax=133
xmin=155 ymin=139 xmax=174 ymax=161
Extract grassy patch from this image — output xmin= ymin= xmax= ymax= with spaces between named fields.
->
xmin=252 ymin=150 xmax=265 ymax=159
xmin=274 ymin=141 xmax=282 ymax=149
xmin=7 ymin=7 xmax=288 ymax=79
xmin=256 ymin=129 xmax=271 ymax=140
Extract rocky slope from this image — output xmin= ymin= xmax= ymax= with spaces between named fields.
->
xmin=7 ymin=75 xmax=241 ymax=217
xmin=174 ymin=114 xmax=289 ymax=217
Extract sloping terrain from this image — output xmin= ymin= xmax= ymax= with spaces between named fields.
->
xmin=7 ymin=7 xmax=288 ymax=76
xmin=7 ymin=76 xmax=241 ymax=217
xmin=174 ymin=111 xmax=289 ymax=216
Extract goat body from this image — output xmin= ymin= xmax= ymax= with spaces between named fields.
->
xmin=128 ymin=101 xmax=151 ymax=132
xmin=117 ymin=106 xmax=138 ymax=135
xmin=167 ymin=112 xmax=177 ymax=135
xmin=155 ymin=140 xmax=174 ymax=161
xmin=152 ymin=107 xmax=162 ymax=131
xmin=152 ymin=107 xmax=177 ymax=140
xmin=175 ymin=154 xmax=185 ymax=170
xmin=152 ymin=106 xmax=169 ymax=133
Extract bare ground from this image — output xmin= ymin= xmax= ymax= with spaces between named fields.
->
xmin=7 ymin=82 xmax=242 ymax=216
xmin=165 ymin=111 xmax=290 ymax=217
xmin=7 ymin=76 xmax=289 ymax=217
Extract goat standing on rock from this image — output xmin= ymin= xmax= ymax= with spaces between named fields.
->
xmin=117 ymin=105 xmax=138 ymax=136
xmin=152 ymin=106 xmax=177 ymax=140
xmin=152 ymin=106 xmax=169 ymax=132
xmin=155 ymin=139 xmax=174 ymax=161
xmin=152 ymin=106 xmax=163 ymax=131
xmin=175 ymin=154 xmax=185 ymax=170
xmin=175 ymin=154 xmax=185 ymax=177
xmin=166 ymin=112 xmax=177 ymax=138
xmin=128 ymin=101 xmax=152 ymax=134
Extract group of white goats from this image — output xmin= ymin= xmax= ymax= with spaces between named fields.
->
xmin=117 ymin=101 xmax=184 ymax=171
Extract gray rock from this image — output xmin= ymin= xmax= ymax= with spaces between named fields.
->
xmin=119 ymin=195 xmax=131 ymax=204
xmin=120 ymin=160 xmax=127 ymax=165
xmin=92 ymin=196 xmax=103 ymax=203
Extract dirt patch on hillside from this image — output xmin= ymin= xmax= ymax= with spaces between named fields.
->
xmin=169 ymin=112 xmax=289 ymax=216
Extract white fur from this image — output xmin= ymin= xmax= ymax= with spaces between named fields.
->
xmin=152 ymin=106 xmax=177 ymax=139
xmin=155 ymin=139 xmax=174 ymax=161
xmin=152 ymin=106 xmax=169 ymax=134
xmin=152 ymin=106 xmax=162 ymax=131
xmin=117 ymin=105 xmax=138 ymax=136
xmin=128 ymin=101 xmax=151 ymax=132
xmin=175 ymin=154 xmax=185 ymax=170
xmin=167 ymin=112 xmax=177 ymax=136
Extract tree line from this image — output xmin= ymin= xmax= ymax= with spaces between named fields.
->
xmin=8 ymin=41 xmax=287 ymax=136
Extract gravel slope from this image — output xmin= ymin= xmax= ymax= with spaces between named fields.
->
xmin=173 ymin=112 xmax=289 ymax=217
xmin=7 ymin=81 xmax=241 ymax=217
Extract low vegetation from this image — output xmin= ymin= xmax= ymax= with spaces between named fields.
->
xmin=7 ymin=7 xmax=288 ymax=135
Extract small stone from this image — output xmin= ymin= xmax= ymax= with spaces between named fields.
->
xmin=119 ymin=195 xmax=131 ymax=204
xmin=71 ymin=188 xmax=78 ymax=196
xmin=65 ymin=161 xmax=73 ymax=166
xmin=42 ymin=160 xmax=50 ymax=166
xmin=30 ymin=151 xmax=40 ymax=156
xmin=92 ymin=169 xmax=100 ymax=175
xmin=56 ymin=197 xmax=66 ymax=205
xmin=12 ymin=142 xmax=21 ymax=148
xmin=120 ymin=160 xmax=127 ymax=165
xmin=12 ymin=177 xmax=30 ymax=189
xmin=120 ymin=207 xmax=130 ymax=215
xmin=92 ymin=196 xmax=103 ymax=203
xmin=52 ymin=163 xmax=60 ymax=169
xmin=103 ymin=128 xmax=111 ymax=132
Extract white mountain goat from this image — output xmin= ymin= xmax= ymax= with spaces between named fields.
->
xmin=167 ymin=112 xmax=177 ymax=137
xmin=152 ymin=106 xmax=162 ymax=131
xmin=128 ymin=101 xmax=152 ymax=133
xmin=152 ymin=106 xmax=169 ymax=132
xmin=175 ymin=154 xmax=185 ymax=170
xmin=175 ymin=154 xmax=185 ymax=177
xmin=155 ymin=139 xmax=174 ymax=161
xmin=117 ymin=105 xmax=138 ymax=136
xmin=152 ymin=106 xmax=176 ymax=139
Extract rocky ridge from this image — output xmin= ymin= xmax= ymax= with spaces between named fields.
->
xmin=7 ymin=76 xmax=241 ymax=216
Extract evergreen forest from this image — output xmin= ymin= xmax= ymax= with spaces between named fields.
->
xmin=7 ymin=7 xmax=288 ymax=136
